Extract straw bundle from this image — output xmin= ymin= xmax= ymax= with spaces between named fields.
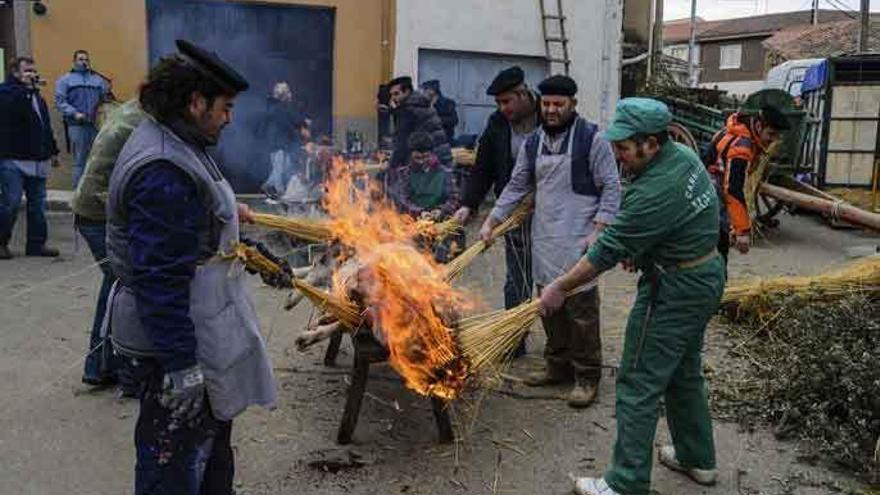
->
xmin=225 ymin=243 xmax=286 ymax=277
xmin=454 ymin=300 xmax=541 ymax=373
xmin=415 ymin=217 xmax=463 ymax=242
xmin=292 ymin=279 xmax=363 ymax=329
xmin=722 ymin=255 xmax=880 ymax=321
xmin=252 ymin=213 xmax=333 ymax=244
xmin=443 ymin=194 xmax=534 ymax=282
xmin=744 ymin=141 xmax=780 ymax=223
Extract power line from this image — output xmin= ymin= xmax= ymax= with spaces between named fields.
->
xmin=823 ymin=0 xmax=859 ymax=19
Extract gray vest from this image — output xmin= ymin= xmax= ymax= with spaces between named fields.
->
xmin=106 ymin=118 xmax=277 ymax=421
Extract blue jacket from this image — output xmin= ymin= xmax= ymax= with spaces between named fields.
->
xmin=54 ymin=67 xmax=109 ymax=124
xmin=0 ymin=75 xmax=58 ymax=161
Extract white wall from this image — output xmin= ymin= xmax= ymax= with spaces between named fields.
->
xmin=394 ymin=0 xmax=623 ymax=125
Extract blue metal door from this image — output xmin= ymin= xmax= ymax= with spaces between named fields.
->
xmin=418 ymin=49 xmax=548 ymax=138
xmin=147 ymin=0 xmax=334 ymax=192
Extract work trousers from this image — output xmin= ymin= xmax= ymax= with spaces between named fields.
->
xmin=604 ymin=258 xmax=724 ymax=495
xmin=69 ymin=123 xmax=98 ymax=188
xmin=539 ymin=286 xmax=602 ymax=383
xmin=132 ymin=360 xmax=235 ymax=495
xmin=0 ymin=162 xmax=47 ymax=250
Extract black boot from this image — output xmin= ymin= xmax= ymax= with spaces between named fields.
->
xmin=0 ymin=245 xmax=12 ymax=259
xmin=25 ymin=245 xmax=60 ymax=257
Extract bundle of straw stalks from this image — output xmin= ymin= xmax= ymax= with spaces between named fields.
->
xmin=443 ymin=194 xmax=534 ymax=282
xmin=292 ymin=279 xmax=363 ymax=329
xmin=454 ymin=300 xmax=541 ymax=373
xmin=415 ymin=217 xmax=463 ymax=242
xmin=722 ymin=255 xmax=880 ymax=322
xmin=252 ymin=213 xmax=333 ymax=244
xmin=224 ymin=243 xmax=287 ymax=278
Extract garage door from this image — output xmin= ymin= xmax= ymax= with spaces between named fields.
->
xmin=147 ymin=0 xmax=334 ymax=192
xmin=418 ymin=49 xmax=548 ymax=138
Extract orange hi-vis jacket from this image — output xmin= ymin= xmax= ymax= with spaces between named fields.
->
xmin=709 ymin=113 xmax=766 ymax=235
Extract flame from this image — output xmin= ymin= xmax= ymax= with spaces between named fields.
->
xmin=322 ymin=158 xmax=472 ymax=399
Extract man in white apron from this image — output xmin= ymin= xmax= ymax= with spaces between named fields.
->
xmin=480 ymin=75 xmax=621 ymax=408
xmin=107 ymin=40 xmax=276 ymax=494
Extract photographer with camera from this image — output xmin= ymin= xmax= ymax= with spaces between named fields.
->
xmin=0 ymin=56 xmax=60 ymax=260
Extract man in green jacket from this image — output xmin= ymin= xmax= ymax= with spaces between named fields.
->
xmin=537 ymin=98 xmax=725 ymax=495
xmin=72 ymin=99 xmax=146 ymax=390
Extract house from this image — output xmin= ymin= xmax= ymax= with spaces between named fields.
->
xmin=764 ymin=17 xmax=880 ymax=63
xmin=661 ymin=17 xmax=723 ymax=85
xmin=1 ymin=0 xmax=628 ymax=191
xmin=663 ymin=10 xmax=854 ymax=98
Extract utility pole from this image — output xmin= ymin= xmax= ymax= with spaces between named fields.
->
xmin=687 ymin=0 xmax=699 ymax=87
xmin=859 ymin=0 xmax=870 ymax=53
xmin=648 ymin=0 xmax=664 ymax=81
xmin=811 ymin=0 xmax=819 ymax=25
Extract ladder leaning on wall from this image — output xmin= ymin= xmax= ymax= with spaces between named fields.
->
xmin=539 ymin=0 xmax=571 ymax=76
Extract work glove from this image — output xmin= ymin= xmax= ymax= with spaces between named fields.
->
xmin=158 ymin=364 xmax=206 ymax=421
xmin=240 ymin=237 xmax=293 ymax=289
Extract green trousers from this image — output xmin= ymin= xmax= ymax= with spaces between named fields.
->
xmin=604 ymin=257 xmax=725 ymax=495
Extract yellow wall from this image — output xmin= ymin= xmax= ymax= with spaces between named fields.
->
xmin=29 ymin=0 xmax=391 ymax=128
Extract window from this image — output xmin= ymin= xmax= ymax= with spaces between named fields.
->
xmin=719 ymin=43 xmax=742 ymax=70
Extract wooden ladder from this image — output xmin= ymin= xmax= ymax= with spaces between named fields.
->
xmin=539 ymin=0 xmax=571 ymax=76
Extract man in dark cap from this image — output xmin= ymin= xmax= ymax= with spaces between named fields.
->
xmin=479 ymin=75 xmax=621 ymax=408
xmin=540 ymin=97 xmax=723 ymax=495
xmin=387 ymin=76 xmax=453 ymax=191
xmin=421 ymin=79 xmax=459 ymax=142
xmin=705 ymin=104 xmax=789 ymax=273
xmin=453 ymin=66 xmax=541 ymax=356
xmin=106 ymin=40 xmax=277 ymax=494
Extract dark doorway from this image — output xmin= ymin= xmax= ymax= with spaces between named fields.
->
xmin=147 ymin=0 xmax=334 ymax=192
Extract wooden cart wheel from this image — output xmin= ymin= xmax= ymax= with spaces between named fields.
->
xmin=667 ymin=122 xmax=699 ymax=152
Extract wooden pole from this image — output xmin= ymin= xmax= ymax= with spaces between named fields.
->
xmin=760 ymin=183 xmax=880 ymax=231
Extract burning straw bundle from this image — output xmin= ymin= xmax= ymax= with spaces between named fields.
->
xmin=454 ymin=300 xmax=541 ymax=373
xmin=292 ymin=278 xmax=363 ymax=330
xmin=252 ymin=213 xmax=334 ymax=244
xmin=415 ymin=217 xmax=463 ymax=243
xmin=722 ymin=255 xmax=880 ymax=322
xmin=443 ymin=195 xmax=534 ymax=282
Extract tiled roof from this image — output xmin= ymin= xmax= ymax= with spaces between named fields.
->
xmin=764 ymin=18 xmax=880 ymax=59
xmin=695 ymin=9 xmax=854 ymax=40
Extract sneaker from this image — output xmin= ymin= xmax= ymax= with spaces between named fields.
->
xmin=572 ymin=476 xmax=619 ymax=495
xmin=567 ymin=381 xmax=598 ymax=409
xmin=524 ymin=369 xmax=572 ymax=387
xmin=0 ymin=245 xmax=12 ymax=259
xmin=25 ymin=245 xmax=60 ymax=257
xmin=658 ymin=445 xmax=718 ymax=486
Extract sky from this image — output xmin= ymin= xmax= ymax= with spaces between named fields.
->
xmin=664 ymin=0 xmax=880 ymax=21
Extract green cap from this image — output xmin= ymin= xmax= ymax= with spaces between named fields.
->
xmin=604 ymin=97 xmax=672 ymax=142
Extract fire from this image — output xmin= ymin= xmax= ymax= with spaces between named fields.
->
xmin=322 ymin=158 xmax=473 ymax=399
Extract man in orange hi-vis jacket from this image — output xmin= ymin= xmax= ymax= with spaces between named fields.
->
xmin=707 ymin=106 xmax=788 ymax=270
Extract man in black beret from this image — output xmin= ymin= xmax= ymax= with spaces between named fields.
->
xmin=421 ymin=79 xmax=459 ymax=143
xmin=106 ymin=39 xmax=277 ymax=494
xmin=479 ymin=74 xmax=621 ymax=409
xmin=386 ymin=75 xmax=453 ymax=200
xmin=453 ymin=65 xmax=541 ymax=357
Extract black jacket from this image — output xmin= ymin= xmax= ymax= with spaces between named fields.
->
xmin=390 ymin=92 xmax=452 ymax=169
xmin=434 ymin=94 xmax=459 ymax=143
xmin=461 ymin=92 xmax=540 ymax=210
xmin=0 ymin=75 xmax=58 ymax=161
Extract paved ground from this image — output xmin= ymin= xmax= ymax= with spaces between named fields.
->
xmin=0 ymin=207 xmax=876 ymax=495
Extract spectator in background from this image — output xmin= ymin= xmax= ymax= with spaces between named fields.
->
xmin=387 ymin=76 xmax=453 ymax=196
xmin=376 ymin=83 xmax=393 ymax=148
xmin=421 ymin=80 xmax=459 ymax=143
xmin=72 ymin=98 xmax=146 ymax=392
xmin=261 ymin=81 xmax=304 ymax=198
xmin=395 ymin=132 xmax=463 ymax=263
xmin=55 ymin=49 xmax=110 ymax=187
xmin=0 ymin=56 xmax=60 ymax=260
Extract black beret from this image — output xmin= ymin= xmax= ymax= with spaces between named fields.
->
xmin=421 ymin=79 xmax=440 ymax=92
xmin=176 ymin=39 xmax=249 ymax=93
xmin=487 ymin=66 xmax=525 ymax=96
xmin=389 ymin=76 xmax=413 ymax=90
xmin=407 ymin=131 xmax=434 ymax=153
xmin=538 ymin=75 xmax=577 ymax=97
